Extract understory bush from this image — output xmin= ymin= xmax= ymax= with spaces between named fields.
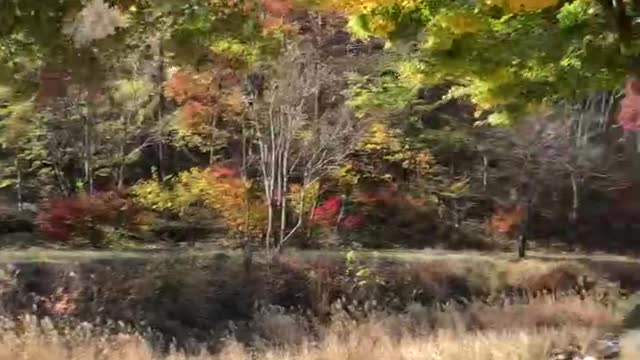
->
xmin=0 ymin=253 xmax=636 ymax=349
xmin=35 ymin=191 xmax=153 ymax=247
xmin=0 ymin=302 xmax=631 ymax=360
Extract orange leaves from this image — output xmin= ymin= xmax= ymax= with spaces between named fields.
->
xmin=261 ymin=0 xmax=294 ymax=17
xmin=201 ymin=165 xmax=267 ymax=237
xmin=262 ymin=16 xmax=286 ymax=31
xmin=165 ymin=68 xmax=243 ymax=130
xmin=258 ymin=0 xmax=300 ymax=35
xmin=165 ymin=71 xmax=213 ymax=104
xmin=209 ymin=165 xmax=241 ymax=177
xmin=489 ymin=205 xmax=524 ymax=234
xmin=485 ymin=0 xmax=559 ymax=12
xmin=134 ymin=166 xmax=266 ymax=238
xmin=179 ymin=100 xmax=213 ymax=129
xmin=617 ymin=78 xmax=640 ymax=132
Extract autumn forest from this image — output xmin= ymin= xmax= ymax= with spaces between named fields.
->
xmin=1 ymin=1 xmax=640 ymax=359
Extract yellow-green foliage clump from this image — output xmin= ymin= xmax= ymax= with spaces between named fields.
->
xmin=131 ymin=166 xmax=267 ymax=238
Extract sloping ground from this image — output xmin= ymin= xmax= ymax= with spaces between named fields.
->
xmin=0 ymin=247 xmax=638 ymax=358
xmin=0 ymin=245 xmax=637 ymax=263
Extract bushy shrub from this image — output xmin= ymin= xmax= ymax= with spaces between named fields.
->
xmin=310 ymin=196 xmax=342 ymax=227
xmin=131 ymin=165 xmax=267 ymax=242
xmin=35 ymin=191 xmax=152 ymax=247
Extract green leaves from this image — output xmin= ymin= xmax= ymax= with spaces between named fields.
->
xmin=348 ymin=13 xmax=373 ymax=39
xmin=112 ymin=79 xmax=153 ymax=110
xmin=0 ymin=100 xmax=35 ymax=147
xmin=336 ymin=0 xmax=627 ymax=123
xmin=557 ymin=0 xmax=592 ymax=29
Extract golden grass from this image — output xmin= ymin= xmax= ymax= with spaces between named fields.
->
xmin=0 ymin=296 xmax=628 ymax=360
xmin=0 ymin=320 xmax=605 ymax=360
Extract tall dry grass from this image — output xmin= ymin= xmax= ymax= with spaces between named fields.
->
xmin=0 ymin=319 xmax=609 ymax=360
xmin=0 ymin=296 xmax=629 ymax=360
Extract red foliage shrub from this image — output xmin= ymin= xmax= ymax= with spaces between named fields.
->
xmin=311 ymin=196 xmax=342 ymax=226
xmin=179 ymin=100 xmax=212 ymax=129
xmin=490 ymin=206 xmax=525 ymax=234
xmin=36 ymin=191 xmax=150 ymax=245
xmin=311 ymin=195 xmax=369 ymax=232
xmin=261 ymin=0 xmax=293 ymax=17
xmin=618 ymin=78 xmax=640 ymax=132
xmin=209 ymin=165 xmax=240 ymax=178
xmin=341 ymin=214 xmax=366 ymax=230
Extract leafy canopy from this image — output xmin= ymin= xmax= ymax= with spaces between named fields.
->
xmin=327 ymin=0 xmax=633 ymax=123
xmin=0 ymin=0 xmax=285 ymax=100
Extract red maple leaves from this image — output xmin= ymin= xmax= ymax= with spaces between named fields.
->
xmin=489 ymin=206 xmax=525 ymax=234
xmin=36 ymin=191 xmax=148 ymax=243
xmin=311 ymin=196 xmax=343 ymax=226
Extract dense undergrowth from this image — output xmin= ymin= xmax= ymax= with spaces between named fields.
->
xmin=0 ymin=307 xmax=633 ymax=360
xmin=1 ymin=252 xmax=639 ymax=354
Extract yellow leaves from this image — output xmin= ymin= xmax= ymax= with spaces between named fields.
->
xmin=320 ymin=0 xmax=393 ymax=14
xmin=220 ymin=86 xmax=246 ymax=114
xmin=398 ymin=60 xmax=429 ymax=87
xmin=132 ymin=167 xmax=267 ymax=237
xmin=447 ymin=70 xmax=515 ymax=113
xmin=485 ymin=0 xmax=559 ymax=13
xmin=322 ymin=0 xmax=558 ymax=17
xmin=130 ymin=179 xmax=173 ymax=213
xmin=0 ymin=100 xmax=34 ymax=147
xmin=401 ymin=149 xmax=434 ymax=176
xmin=483 ymin=111 xmax=512 ymax=126
xmin=525 ymin=101 xmax=550 ymax=115
xmin=436 ymin=12 xmax=484 ymax=35
xmin=369 ymin=16 xmax=396 ymax=36
xmin=336 ymin=164 xmax=360 ymax=187
xmin=320 ymin=0 xmax=421 ymax=14
xmin=112 ymin=79 xmax=152 ymax=110
xmin=424 ymin=26 xmax=455 ymax=51
xmin=210 ymin=38 xmax=261 ymax=66
xmin=289 ymin=180 xmax=320 ymax=216
xmin=444 ymin=177 xmax=470 ymax=198
xmin=359 ymin=122 xmax=402 ymax=151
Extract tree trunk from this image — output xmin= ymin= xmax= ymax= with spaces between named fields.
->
xmin=15 ymin=158 xmax=23 ymax=211
xmin=279 ymin=151 xmax=288 ymax=248
xmin=568 ymin=172 xmax=579 ymax=246
xmin=83 ymin=113 xmax=94 ymax=194
xmin=517 ymin=201 xmax=531 ymax=259
xmin=155 ymin=40 xmax=167 ymax=182
xmin=633 ymin=132 xmax=640 ymax=181
xmin=209 ymin=113 xmax=218 ymax=164
xmin=517 ymin=232 xmax=527 ymax=259
xmin=117 ymin=115 xmax=129 ymax=190
xmin=482 ymin=156 xmax=488 ymax=190
xmin=335 ymin=194 xmax=346 ymax=233
xmin=51 ymin=160 xmax=70 ymax=196
xmin=241 ymin=118 xmax=251 ymax=243
xmin=306 ymin=196 xmax=318 ymax=243
xmin=265 ymin=197 xmax=273 ymax=253
xmin=278 ymin=177 xmax=307 ymax=252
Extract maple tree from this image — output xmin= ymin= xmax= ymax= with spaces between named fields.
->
xmin=1 ymin=0 xmax=639 ymax=254
xmin=325 ymin=0 xmax=636 ymax=126
xmin=36 ymin=191 xmax=151 ymax=247
xmin=131 ymin=165 xmax=267 ymax=242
